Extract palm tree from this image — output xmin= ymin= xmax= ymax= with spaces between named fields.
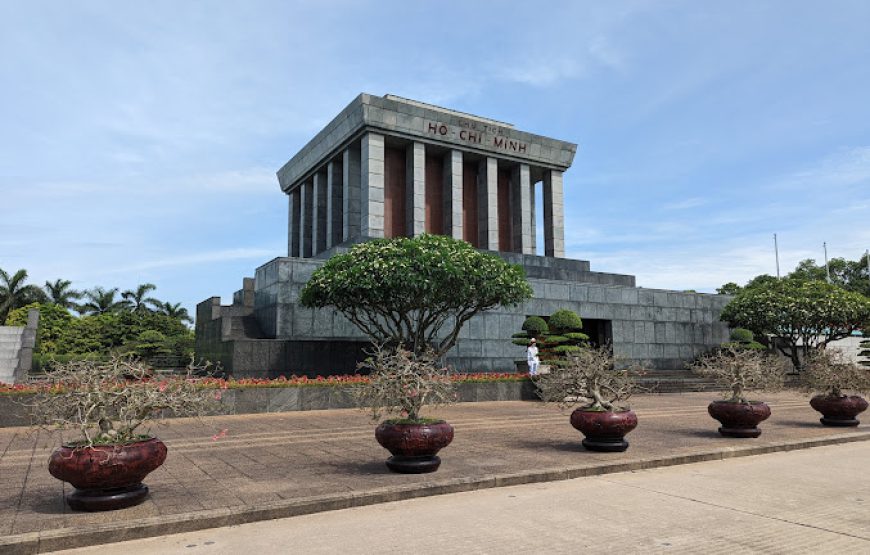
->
xmin=157 ymin=301 xmax=193 ymax=324
xmin=79 ymin=287 xmax=127 ymax=315
xmin=44 ymin=279 xmax=83 ymax=311
xmin=121 ymin=283 xmax=160 ymax=313
xmin=0 ymin=268 xmax=47 ymax=322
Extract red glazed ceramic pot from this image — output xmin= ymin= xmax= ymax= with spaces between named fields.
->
xmin=375 ymin=420 xmax=454 ymax=473
xmin=48 ymin=437 xmax=167 ymax=511
xmin=570 ymin=408 xmax=638 ymax=452
xmin=810 ymin=394 xmax=868 ymax=427
xmin=707 ymin=400 xmax=771 ymax=438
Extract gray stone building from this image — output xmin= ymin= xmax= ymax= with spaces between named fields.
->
xmin=196 ymin=94 xmax=730 ymax=378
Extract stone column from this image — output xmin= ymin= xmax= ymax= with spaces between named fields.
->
xmin=529 ymin=178 xmax=537 ymax=255
xmin=327 ymin=159 xmax=344 ymax=248
xmin=511 ymin=164 xmax=533 ymax=255
xmin=406 ymin=142 xmax=426 ymax=237
xmin=287 ymin=192 xmax=296 ymax=257
xmin=312 ymin=170 xmax=328 ymax=255
xmin=343 ymin=144 xmax=361 ymax=242
xmin=476 ymin=157 xmax=499 ymax=250
xmin=543 ymin=169 xmax=565 ymax=257
xmin=300 ymin=180 xmax=313 ymax=258
xmin=443 ymin=149 xmax=463 ymax=240
xmin=360 ymin=132 xmax=385 ymax=238
xmin=287 ymin=191 xmax=299 ymax=256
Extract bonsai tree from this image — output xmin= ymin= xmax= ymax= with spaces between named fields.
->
xmin=803 ymin=348 xmax=870 ymax=400
xmin=30 ymin=356 xmax=221 ymax=446
xmin=689 ymin=346 xmax=787 ymax=437
xmin=29 ymin=356 xmax=223 ymax=510
xmin=540 ymin=309 xmax=589 ymax=363
xmin=802 ymin=348 xmax=870 ymax=426
xmin=300 ymin=234 xmax=533 ymax=357
xmin=534 ymin=345 xmax=639 ymax=411
xmin=721 ymin=278 xmax=870 ymax=371
xmin=352 ymin=346 xmax=457 ymax=473
xmin=534 ymin=345 xmax=644 ymax=452
xmin=353 ymin=346 xmax=456 ymax=423
xmin=688 ymin=346 xmax=785 ymax=404
xmin=511 ymin=311 xmax=589 ymax=366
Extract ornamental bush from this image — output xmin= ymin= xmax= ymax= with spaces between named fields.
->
xmin=721 ymin=278 xmax=870 ymax=370
xmin=722 ymin=328 xmax=766 ymax=351
xmin=548 ymin=309 xmax=583 ymax=334
xmin=521 ymin=316 xmax=549 ymax=337
xmin=300 ymin=234 xmax=533 ymax=357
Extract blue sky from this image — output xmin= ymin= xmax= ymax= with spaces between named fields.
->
xmin=2 ymin=1 xmax=869 ymax=316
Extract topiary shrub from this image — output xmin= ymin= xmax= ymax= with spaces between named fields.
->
xmin=521 ymin=316 xmax=549 ymax=338
xmin=723 ymin=328 xmax=766 ymax=351
xmin=548 ymin=309 xmax=583 ymax=335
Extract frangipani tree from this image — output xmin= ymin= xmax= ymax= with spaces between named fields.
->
xmin=721 ymin=278 xmax=870 ymax=370
xmin=300 ymin=234 xmax=533 ymax=357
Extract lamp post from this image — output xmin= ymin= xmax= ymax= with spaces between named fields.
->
xmin=824 ymin=242 xmax=831 ymax=283
xmin=774 ymin=234 xmax=781 ymax=279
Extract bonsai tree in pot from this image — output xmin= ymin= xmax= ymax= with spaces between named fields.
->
xmin=352 ymin=346 xmax=457 ymax=474
xmin=803 ymin=348 xmax=870 ymax=426
xmin=30 ymin=356 xmax=221 ymax=511
xmin=534 ymin=345 xmax=643 ymax=452
xmin=688 ymin=346 xmax=786 ymax=437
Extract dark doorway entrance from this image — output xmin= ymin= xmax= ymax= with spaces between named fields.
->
xmin=581 ymin=319 xmax=613 ymax=348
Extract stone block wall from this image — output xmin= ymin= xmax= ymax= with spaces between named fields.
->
xmin=216 ymin=254 xmax=731 ymax=376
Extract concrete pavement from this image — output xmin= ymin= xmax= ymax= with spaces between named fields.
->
xmin=53 ymin=441 xmax=870 ymax=554
xmin=1 ymin=391 xmax=869 ymax=553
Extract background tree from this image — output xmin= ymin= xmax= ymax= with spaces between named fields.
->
xmin=121 ymin=283 xmax=160 ymax=313
xmin=79 ymin=287 xmax=128 ymax=315
xmin=43 ymin=279 xmax=82 ymax=312
xmin=716 ymin=282 xmax=741 ymax=295
xmin=6 ymin=302 xmax=73 ymax=352
xmin=719 ymin=253 xmax=870 ymax=298
xmin=788 ymin=255 xmax=870 ymax=297
xmin=721 ymin=278 xmax=870 ymax=370
xmin=156 ymin=301 xmax=193 ymax=324
xmin=300 ymin=234 xmax=533 ymax=357
xmin=0 ymin=268 xmax=47 ymax=322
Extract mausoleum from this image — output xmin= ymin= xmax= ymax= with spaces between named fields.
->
xmin=196 ymin=94 xmax=730 ymax=378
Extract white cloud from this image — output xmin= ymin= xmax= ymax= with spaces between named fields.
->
xmin=107 ymin=248 xmax=279 ymax=274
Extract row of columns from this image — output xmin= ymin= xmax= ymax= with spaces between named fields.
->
xmin=288 ymin=132 xmax=565 ymax=258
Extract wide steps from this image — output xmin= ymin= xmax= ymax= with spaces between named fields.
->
xmin=638 ymin=371 xmax=718 ymax=394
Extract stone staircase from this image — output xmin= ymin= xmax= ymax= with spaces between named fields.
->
xmin=0 ymin=327 xmax=25 ymax=384
xmin=0 ymin=309 xmax=39 ymax=384
xmin=637 ymin=370 xmax=719 ymax=394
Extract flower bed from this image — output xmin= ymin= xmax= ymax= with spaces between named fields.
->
xmin=1 ymin=372 xmax=527 ymax=395
xmin=0 ymin=373 xmax=536 ymax=427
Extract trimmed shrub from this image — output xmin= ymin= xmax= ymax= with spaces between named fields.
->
xmin=521 ymin=316 xmax=549 ymax=337
xmin=548 ymin=309 xmax=583 ymax=334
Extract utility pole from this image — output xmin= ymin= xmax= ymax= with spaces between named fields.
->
xmin=824 ymin=242 xmax=831 ymax=283
xmin=774 ymin=234 xmax=781 ymax=279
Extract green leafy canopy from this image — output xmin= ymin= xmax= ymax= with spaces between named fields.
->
xmin=300 ymin=234 xmax=533 ymax=356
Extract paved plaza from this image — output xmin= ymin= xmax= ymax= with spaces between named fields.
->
xmin=54 ymin=441 xmax=870 ymax=554
xmin=2 ymin=392 xmax=869 ymax=553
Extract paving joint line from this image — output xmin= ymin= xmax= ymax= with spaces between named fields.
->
xmin=2 ymin=431 xmax=869 ymax=554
